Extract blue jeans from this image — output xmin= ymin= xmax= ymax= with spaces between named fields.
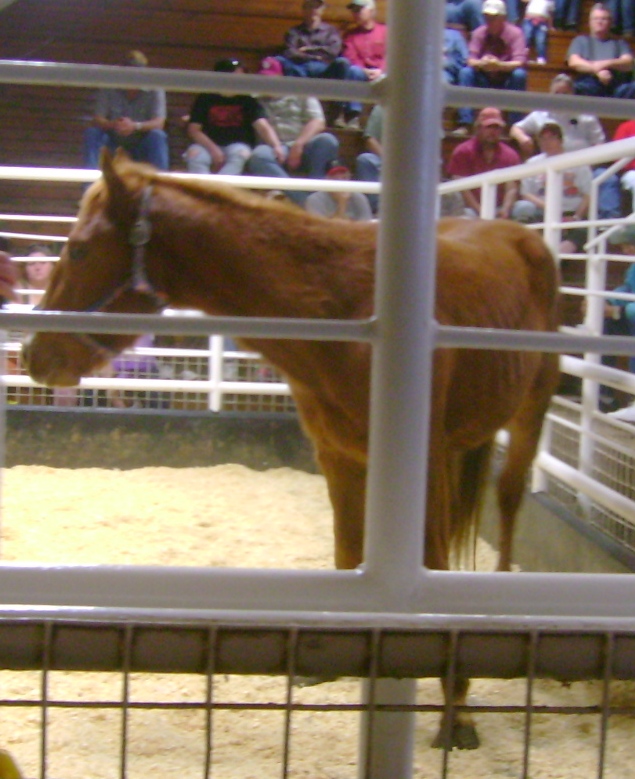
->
xmin=606 ymin=0 xmax=635 ymax=34
xmin=593 ymin=169 xmax=623 ymax=220
xmin=554 ymin=0 xmax=581 ymax=28
xmin=604 ymin=306 xmax=635 ymax=375
xmin=522 ymin=19 xmax=549 ymax=60
xmin=344 ymin=64 xmax=371 ymax=116
xmin=84 ymin=127 xmax=169 ymax=170
xmin=457 ymin=67 xmax=527 ymax=126
xmin=184 ymin=143 xmax=251 ymax=175
xmin=573 ymin=73 xmax=634 ymax=98
xmin=355 ymin=151 xmax=381 ymax=214
xmin=276 ymin=56 xmax=350 ymax=81
xmin=246 ymin=133 xmax=339 ymax=206
xmin=503 ymin=0 xmax=522 ymax=23
xmin=445 ymin=0 xmax=484 ymax=30
xmin=275 ymin=56 xmax=355 ymax=115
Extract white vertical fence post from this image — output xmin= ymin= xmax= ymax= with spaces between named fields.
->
xmin=359 ymin=1 xmax=445 ymax=776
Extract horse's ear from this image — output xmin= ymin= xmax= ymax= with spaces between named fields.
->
xmin=100 ymin=148 xmax=135 ymax=223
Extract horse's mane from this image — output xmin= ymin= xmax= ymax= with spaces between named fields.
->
xmin=90 ymin=154 xmax=371 ymax=235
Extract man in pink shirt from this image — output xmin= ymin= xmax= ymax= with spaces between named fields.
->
xmin=337 ymin=0 xmax=387 ymax=129
xmin=446 ymin=106 xmax=521 ymax=218
xmin=456 ymin=0 xmax=528 ymax=129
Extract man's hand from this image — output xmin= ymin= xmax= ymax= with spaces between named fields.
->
xmin=112 ymin=117 xmax=137 ymax=137
xmin=286 ymin=142 xmax=304 ymax=171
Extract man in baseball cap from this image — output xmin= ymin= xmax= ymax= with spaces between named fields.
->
xmin=482 ymin=0 xmax=507 ymax=15
xmin=337 ymin=0 xmax=386 ymax=128
xmin=475 ymin=106 xmax=506 ymax=128
xmin=347 ymin=0 xmax=375 ymax=8
xmin=455 ymin=0 xmax=527 ymax=130
xmin=447 ymin=106 xmax=521 ymax=219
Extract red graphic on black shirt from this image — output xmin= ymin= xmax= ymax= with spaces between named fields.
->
xmin=208 ymin=105 xmax=245 ymax=128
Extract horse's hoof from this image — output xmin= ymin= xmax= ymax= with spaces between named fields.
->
xmin=431 ymin=722 xmax=480 ymax=750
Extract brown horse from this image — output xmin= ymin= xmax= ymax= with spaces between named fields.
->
xmin=22 ymin=151 xmax=561 ymax=749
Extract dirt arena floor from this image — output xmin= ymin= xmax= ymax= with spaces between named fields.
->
xmin=0 ymin=464 xmax=633 ymax=778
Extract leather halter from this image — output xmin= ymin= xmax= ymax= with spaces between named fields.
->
xmin=65 ymin=185 xmax=167 ymax=359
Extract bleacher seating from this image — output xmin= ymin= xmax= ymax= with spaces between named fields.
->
xmin=0 ymin=0 xmax=626 ymax=231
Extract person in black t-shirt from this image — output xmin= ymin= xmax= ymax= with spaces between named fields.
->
xmin=185 ymin=59 xmax=279 ymax=175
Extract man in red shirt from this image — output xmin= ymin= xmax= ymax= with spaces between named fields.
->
xmin=446 ymin=106 xmax=520 ymax=218
xmin=614 ymin=119 xmax=635 ymax=211
xmin=337 ymin=0 xmax=387 ymax=129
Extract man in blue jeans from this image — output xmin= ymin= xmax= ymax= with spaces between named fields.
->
xmin=246 ymin=59 xmax=339 ymax=206
xmin=83 ymin=50 xmax=169 ymax=171
xmin=275 ymin=0 xmax=350 ymax=81
xmin=456 ymin=0 xmax=528 ymax=130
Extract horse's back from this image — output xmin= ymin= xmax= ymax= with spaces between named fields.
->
xmin=433 ymin=218 xmax=560 ymax=448
xmin=435 ymin=218 xmax=559 ymax=332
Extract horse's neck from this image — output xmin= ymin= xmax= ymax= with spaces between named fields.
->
xmin=152 ymin=185 xmax=374 ymax=386
xmin=154 ymin=188 xmax=372 ymax=321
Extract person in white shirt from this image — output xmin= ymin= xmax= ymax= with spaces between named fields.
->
xmin=512 ymin=120 xmax=592 ymax=253
xmin=521 ymin=0 xmax=555 ymax=64
xmin=510 ymin=73 xmax=621 ymax=220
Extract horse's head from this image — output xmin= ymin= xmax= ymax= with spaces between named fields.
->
xmin=22 ymin=149 xmax=166 ymax=387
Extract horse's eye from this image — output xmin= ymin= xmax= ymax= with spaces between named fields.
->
xmin=68 ymin=244 xmax=88 ymax=262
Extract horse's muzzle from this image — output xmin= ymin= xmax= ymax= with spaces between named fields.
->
xmin=21 ymin=333 xmax=85 ymax=387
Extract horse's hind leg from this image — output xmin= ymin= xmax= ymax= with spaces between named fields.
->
xmin=496 ymin=354 xmax=559 ymax=571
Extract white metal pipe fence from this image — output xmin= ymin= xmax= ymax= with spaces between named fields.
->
xmin=1 ymin=5 xmax=635 ymax=775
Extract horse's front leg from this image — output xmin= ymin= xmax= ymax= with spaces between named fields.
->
xmin=317 ymin=448 xmax=367 ymax=569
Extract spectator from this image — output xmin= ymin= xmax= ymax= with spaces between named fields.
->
xmin=246 ymin=60 xmax=339 ymax=206
xmin=554 ymin=0 xmax=581 ymax=29
xmin=443 ymin=27 xmax=470 ymax=85
xmin=446 ymin=0 xmax=484 ymax=32
xmin=355 ymin=103 xmax=383 ymax=214
xmin=446 ymin=106 xmax=521 ymax=218
xmin=18 ymin=245 xmax=76 ymax=406
xmin=566 ymin=3 xmax=634 ymax=98
xmin=602 ymin=225 xmax=635 ymax=418
xmin=613 ymin=118 xmax=635 ymax=209
xmin=18 ymin=244 xmax=55 ymax=307
xmin=512 ymin=120 xmax=592 ymax=253
xmin=456 ymin=0 xmax=528 ymax=130
xmin=510 ymin=74 xmax=605 ymax=156
xmin=305 ymin=161 xmax=374 ymax=220
xmin=83 ymin=50 xmax=169 ymax=171
xmin=521 ymin=0 xmax=555 ymax=64
xmin=184 ymin=59 xmax=279 ymax=175
xmin=274 ymin=0 xmax=350 ymax=80
xmin=605 ymin=0 xmax=635 ymax=36
xmin=510 ymin=73 xmax=621 ymax=220
xmin=338 ymin=0 xmax=388 ymax=130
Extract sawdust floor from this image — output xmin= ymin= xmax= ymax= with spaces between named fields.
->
xmin=0 ymin=464 xmax=632 ymax=779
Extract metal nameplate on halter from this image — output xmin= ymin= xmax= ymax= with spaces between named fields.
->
xmin=130 ymin=216 xmax=152 ymax=247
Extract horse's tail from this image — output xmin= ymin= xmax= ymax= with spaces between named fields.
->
xmin=449 ymin=440 xmax=495 ymax=566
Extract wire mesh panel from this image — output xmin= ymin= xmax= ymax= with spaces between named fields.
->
xmin=0 ymin=618 xmax=634 ymax=779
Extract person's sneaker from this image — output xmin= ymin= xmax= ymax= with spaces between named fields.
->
xmin=333 ymin=113 xmax=348 ymax=129
xmin=536 ymin=57 xmax=547 ymax=65
xmin=607 ymin=402 xmax=635 ymax=422
xmin=449 ymin=125 xmax=469 ymax=138
xmin=334 ymin=111 xmax=361 ymax=130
